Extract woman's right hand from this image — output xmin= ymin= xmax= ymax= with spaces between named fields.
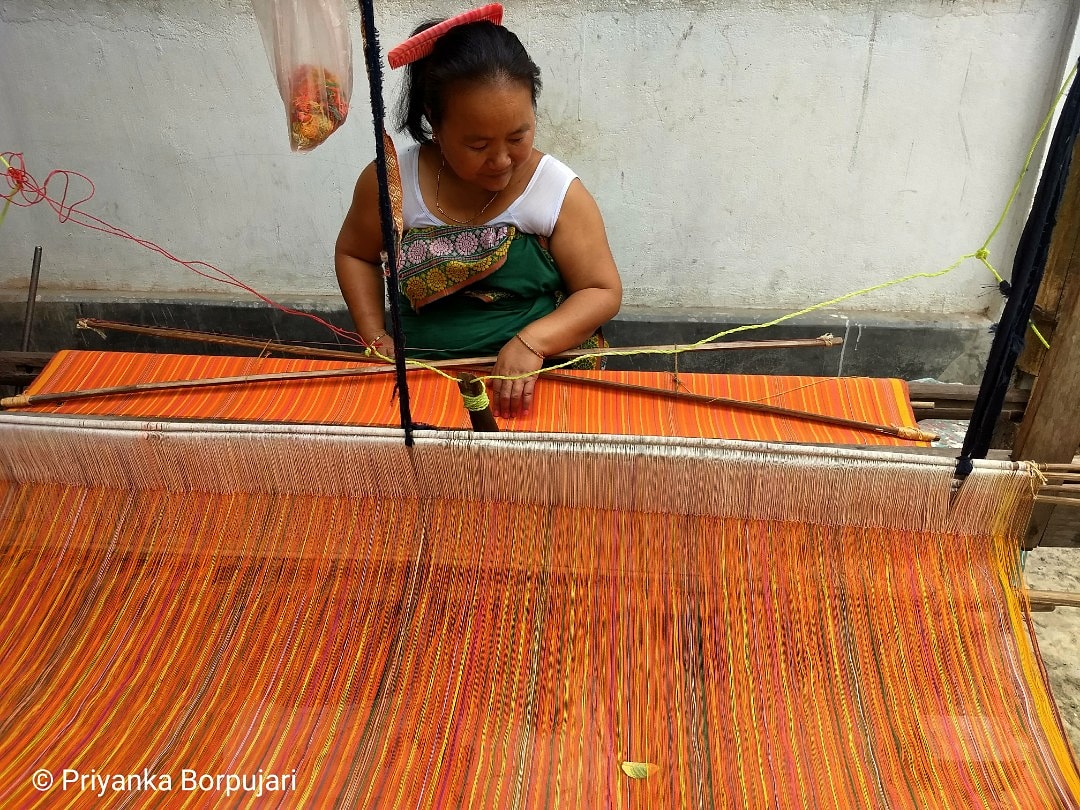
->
xmin=365 ymin=335 xmax=395 ymax=362
xmin=489 ymin=334 xmax=545 ymax=418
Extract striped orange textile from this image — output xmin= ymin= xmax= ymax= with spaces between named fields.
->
xmin=21 ymin=350 xmax=923 ymax=445
xmin=0 ymin=420 xmax=1076 ymax=808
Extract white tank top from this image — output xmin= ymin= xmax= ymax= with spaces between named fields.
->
xmin=398 ymin=143 xmax=577 ymax=237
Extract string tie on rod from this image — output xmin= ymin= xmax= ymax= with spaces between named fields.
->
xmin=461 ymin=380 xmax=490 ymax=412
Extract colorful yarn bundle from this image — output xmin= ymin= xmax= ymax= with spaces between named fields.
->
xmin=288 ymin=64 xmax=348 ymax=151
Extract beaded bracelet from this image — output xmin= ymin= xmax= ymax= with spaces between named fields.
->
xmin=515 ymin=332 xmax=545 ymax=359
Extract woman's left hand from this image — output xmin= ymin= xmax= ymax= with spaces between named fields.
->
xmin=489 ymin=336 xmax=544 ymax=418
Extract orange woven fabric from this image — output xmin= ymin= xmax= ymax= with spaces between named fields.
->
xmin=21 ymin=350 xmax=923 ymax=445
xmin=0 ymin=422 xmax=1076 ymax=808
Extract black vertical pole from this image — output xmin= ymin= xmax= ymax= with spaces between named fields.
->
xmin=356 ymin=0 xmax=415 ymax=445
xmin=958 ymin=62 xmax=1080 ymax=469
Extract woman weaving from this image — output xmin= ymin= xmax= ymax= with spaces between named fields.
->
xmin=335 ymin=4 xmax=622 ymax=418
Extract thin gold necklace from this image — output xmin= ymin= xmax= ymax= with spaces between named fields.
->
xmin=435 ymin=156 xmax=500 ymax=225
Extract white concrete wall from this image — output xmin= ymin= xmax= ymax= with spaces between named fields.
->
xmin=0 ymin=0 xmax=1075 ymax=317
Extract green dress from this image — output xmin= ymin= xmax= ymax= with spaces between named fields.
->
xmin=396 ymin=225 xmax=565 ymax=360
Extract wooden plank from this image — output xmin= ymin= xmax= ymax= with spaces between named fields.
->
xmin=1027 ymin=589 xmax=1080 ymax=610
xmin=911 ymin=407 xmax=1024 ymax=421
xmin=1018 ymin=118 xmax=1080 ymax=375
xmin=1035 ymin=495 xmax=1080 ymax=507
xmin=1013 ymin=269 xmax=1080 ymax=479
xmin=0 ymin=351 xmax=54 ymax=387
xmin=0 ymin=351 xmax=53 ymax=366
xmin=1013 ymin=129 xmax=1080 ymax=548
xmin=906 ymin=383 xmax=1029 ymax=404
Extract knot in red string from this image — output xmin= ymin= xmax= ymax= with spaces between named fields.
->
xmin=6 ymin=165 xmax=28 ymax=191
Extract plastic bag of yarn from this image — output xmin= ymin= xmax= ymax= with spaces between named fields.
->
xmin=253 ymin=0 xmax=352 ymax=151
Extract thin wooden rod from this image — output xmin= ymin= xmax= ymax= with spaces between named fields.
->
xmin=1027 ymin=589 xmax=1080 ymax=609
xmin=1 ymin=365 xmax=403 ymax=408
xmin=1039 ymin=472 xmax=1080 ymax=481
xmin=4 ymin=358 xmax=931 ymax=445
xmin=541 ymin=371 xmax=937 ymax=443
xmin=562 ymin=334 xmax=844 ymax=358
xmin=374 ymin=336 xmax=843 ymax=365
xmin=77 ymin=318 xmax=842 ymax=363
xmin=78 ymin=319 xmax=378 ymax=362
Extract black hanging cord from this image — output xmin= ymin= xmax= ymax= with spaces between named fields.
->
xmin=356 ymin=0 xmax=415 ymax=446
xmin=958 ymin=59 xmax=1080 ymax=470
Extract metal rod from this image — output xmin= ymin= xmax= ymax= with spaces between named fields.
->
xmin=20 ymin=246 xmax=42 ymax=352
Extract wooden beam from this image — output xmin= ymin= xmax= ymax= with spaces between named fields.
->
xmin=906 ymin=382 xmax=1028 ymax=423
xmin=906 ymin=383 xmax=1029 ymax=404
xmin=1027 ymin=589 xmax=1080 ymax=610
xmin=1012 ymin=127 xmax=1080 ymax=548
xmin=0 ymin=351 xmax=53 ymax=387
xmin=1017 ymin=118 xmax=1080 ymax=377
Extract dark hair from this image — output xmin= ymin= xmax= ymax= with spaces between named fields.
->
xmin=397 ymin=21 xmax=542 ymax=144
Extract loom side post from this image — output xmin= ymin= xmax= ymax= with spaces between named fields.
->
xmin=959 ymin=58 xmax=1080 ymax=466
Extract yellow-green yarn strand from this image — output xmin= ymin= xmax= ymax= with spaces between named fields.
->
xmin=0 ymin=153 xmax=14 ymax=230
xmin=461 ymin=380 xmax=490 ymax=412
xmin=980 ymin=65 xmax=1077 ymax=253
xmin=481 ymin=255 xmax=976 ymax=384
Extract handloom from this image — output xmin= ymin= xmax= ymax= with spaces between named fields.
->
xmin=0 ymin=5 xmax=1077 ymax=809
xmin=0 ymin=409 xmax=1077 ymax=807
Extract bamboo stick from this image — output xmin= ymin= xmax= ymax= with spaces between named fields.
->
xmin=541 ymin=371 xmax=937 ymax=443
xmin=3 ymin=330 xmax=847 ymax=410
xmin=0 ymin=355 xmax=832 ymax=411
xmin=76 ymin=318 xmax=843 ymax=363
xmin=3 ymin=353 xmax=932 ymax=445
xmin=1 ymin=364 xmax=402 ymax=408
xmin=78 ymin=319 xmax=379 ymax=363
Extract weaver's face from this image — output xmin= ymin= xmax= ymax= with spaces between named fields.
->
xmin=434 ymin=79 xmax=536 ymax=192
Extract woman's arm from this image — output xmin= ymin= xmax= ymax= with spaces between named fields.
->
xmin=490 ymin=177 xmax=622 ymax=417
xmin=334 ymin=162 xmax=394 ymax=353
